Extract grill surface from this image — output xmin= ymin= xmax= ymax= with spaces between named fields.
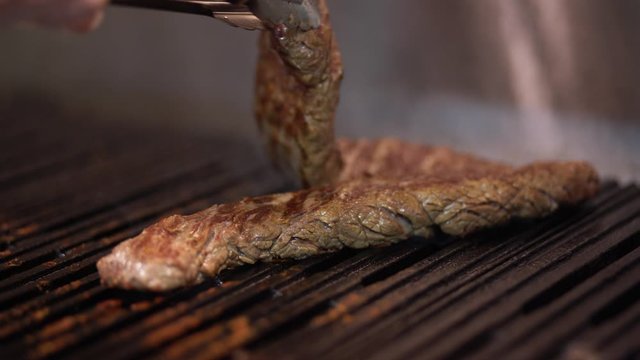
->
xmin=1 ymin=104 xmax=639 ymax=360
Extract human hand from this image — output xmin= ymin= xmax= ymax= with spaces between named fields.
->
xmin=0 ymin=0 xmax=108 ymax=33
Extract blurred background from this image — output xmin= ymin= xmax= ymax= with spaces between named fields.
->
xmin=1 ymin=0 xmax=639 ymax=180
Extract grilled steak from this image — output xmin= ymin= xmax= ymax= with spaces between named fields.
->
xmin=97 ymin=0 xmax=600 ymax=291
xmin=255 ymin=0 xmax=343 ymax=187
xmin=97 ymin=139 xmax=598 ymax=291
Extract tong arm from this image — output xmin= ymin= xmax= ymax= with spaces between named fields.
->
xmin=111 ymin=0 xmax=263 ymax=30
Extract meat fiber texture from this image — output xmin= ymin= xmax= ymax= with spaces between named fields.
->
xmin=254 ymin=0 xmax=344 ymax=187
xmin=97 ymin=0 xmax=599 ymax=291
xmin=97 ymin=138 xmax=599 ymax=291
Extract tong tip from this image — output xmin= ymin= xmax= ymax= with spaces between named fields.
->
xmin=249 ymin=0 xmax=320 ymax=31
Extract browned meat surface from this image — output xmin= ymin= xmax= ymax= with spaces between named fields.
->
xmin=97 ymin=139 xmax=599 ymax=291
xmin=255 ymin=0 xmax=343 ymax=187
xmin=336 ymin=138 xmax=512 ymax=182
xmin=97 ymin=0 xmax=600 ymax=291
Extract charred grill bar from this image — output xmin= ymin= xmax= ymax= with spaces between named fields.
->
xmin=1 ymin=109 xmax=639 ymax=360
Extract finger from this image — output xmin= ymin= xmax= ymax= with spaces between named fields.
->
xmin=0 ymin=0 xmax=108 ymax=32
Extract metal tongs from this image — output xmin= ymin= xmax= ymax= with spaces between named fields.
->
xmin=110 ymin=0 xmax=321 ymax=31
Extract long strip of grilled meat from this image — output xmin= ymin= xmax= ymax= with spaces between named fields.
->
xmin=254 ymin=0 xmax=343 ymax=187
xmin=97 ymin=139 xmax=598 ymax=291
xmin=97 ymin=1 xmax=600 ymax=291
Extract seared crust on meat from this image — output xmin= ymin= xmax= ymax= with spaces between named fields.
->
xmin=97 ymin=0 xmax=601 ymax=291
xmin=255 ymin=0 xmax=343 ymax=187
xmin=97 ymin=139 xmax=599 ymax=291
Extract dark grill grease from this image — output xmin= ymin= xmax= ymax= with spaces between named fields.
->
xmin=96 ymin=0 xmax=600 ymax=291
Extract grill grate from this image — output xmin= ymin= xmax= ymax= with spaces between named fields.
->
xmin=1 ymin=108 xmax=639 ymax=360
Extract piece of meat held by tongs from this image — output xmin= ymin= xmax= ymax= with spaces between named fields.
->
xmin=98 ymin=0 xmax=600 ymax=292
xmin=110 ymin=0 xmax=321 ymax=31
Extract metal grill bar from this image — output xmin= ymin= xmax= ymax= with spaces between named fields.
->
xmin=2 ymin=139 xmax=216 ymax=237
xmin=1 ymin=162 xmax=224 ymax=272
xmin=249 ymin=187 xmax=640 ymax=359
xmin=1 ymin=113 xmax=638 ymax=360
